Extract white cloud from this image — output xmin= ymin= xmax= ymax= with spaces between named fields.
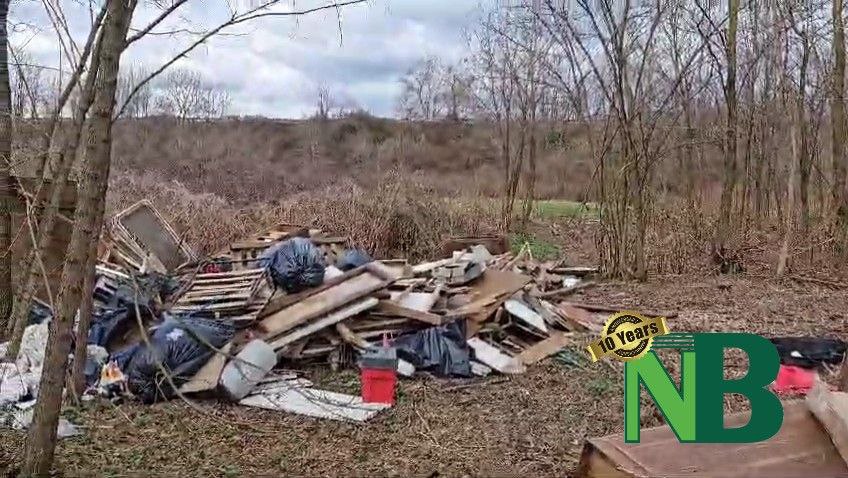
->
xmin=10 ymin=0 xmax=480 ymax=118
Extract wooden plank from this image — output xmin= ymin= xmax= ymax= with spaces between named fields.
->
xmin=561 ymin=301 xmax=678 ymax=319
xmin=374 ymin=301 xmax=443 ymax=326
xmin=534 ymin=281 xmax=596 ymax=299
xmin=335 ymin=322 xmax=371 ymax=349
xmin=348 ymin=318 xmax=411 ymax=331
xmin=516 ymin=332 xmax=574 ymax=365
xmin=259 ymin=266 xmax=367 ymax=318
xmin=449 ymin=269 xmax=531 ymax=337
xmin=179 ymin=343 xmax=232 ymax=394
xmin=556 ymin=304 xmax=601 ymax=332
xmin=190 ymin=268 xmax=266 ymax=279
xmin=467 ymin=337 xmax=527 ymax=374
xmin=807 ymin=379 xmax=848 ymax=467
xmin=258 ymin=268 xmax=390 ymax=340
xmin=268 ymin=298 xmax=379 ymax=350
xmin=577 ymin=401 xmax=848 ymax=478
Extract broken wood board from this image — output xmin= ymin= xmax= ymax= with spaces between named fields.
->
xmin=448 ymin=269 xmax=531 ymax=337
xmin=548 ymin=266 xmax=599 ymax=276
xmin=389 ymin=291 xmax=440 ymax=312
xmin=516 ymin=332 xmax=573 ymax=365
xmin=535 ymin=281 xmax=596 ymax=299
xmin=467 ymin=337 xmax=526 ymax=374
xmin=561 ymin=301 xmax=678 ymax=319
xmin=556 ymin=304 xmax=603 ymax=332
xmin=258 ymin=263 xmax=394 ymax=344
xmin=178 ymin=343 xmax=232 ymax=394
xmin=807 ymin=379 xmax=848 ymax=467
xmin=576 ymin=401 xmax=848 ymax=478
xmin=504 ymin=299 xmax=548 ymax=333
xmin=411 ymin=258 xmax=454 ymax=276
xmin=374 ymin=301 xmax=443 ymax=326
xmin=269 ymin=298 xmax=378 ymax=350
xmin=239 ymin=386 xmax=389 ymax=422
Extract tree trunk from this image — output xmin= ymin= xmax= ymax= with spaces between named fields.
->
xmin=718 ymin=0 xmax=739 ymax=244
xmin=797 ymin=36 xmax=810 ymax=235
xmin=4 ymin=17 xmax=106 ymax=356
xmin=20 ymin=1 xmax=134 ymax=474
xmin=833 ymin=0 xmax=847 ymax=239
xmin=777 ymin=118 xmax=799 ymax=277
xmin=0 ymin=0 xmax=13 ymax=334
xmin=70 ymin=236 xmax=99 ymax=396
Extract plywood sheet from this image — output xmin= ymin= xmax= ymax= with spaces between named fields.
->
xmin=576 ymin=401 xmax=848 ymax=478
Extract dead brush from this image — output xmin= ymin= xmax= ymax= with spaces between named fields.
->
xmin=109 ymin=170 xmax=500 ymax=262
xmin=276 ymin=177 xmax=499 ymax=261
xmin=647 ymin=206 xmax=716 ymax=275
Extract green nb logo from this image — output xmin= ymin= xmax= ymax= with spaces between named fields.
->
xmin=624 ymin=333 xmax=783 ymax=443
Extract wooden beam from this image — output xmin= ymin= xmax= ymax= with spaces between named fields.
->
xmin=807 ymin=378 xmax=848 ymax=467
xmin=268 ymin=298 xmax=378 ymax=350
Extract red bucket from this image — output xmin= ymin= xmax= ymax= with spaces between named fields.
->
xmin=361 ymin=367 xmax=397 ymax=405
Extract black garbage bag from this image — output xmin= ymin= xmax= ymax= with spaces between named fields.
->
xmin=88 ymin=308 xmax=133 ymax=348
xmin=392 ymin=320 xmax=472 ymax=377
xmin=770 ymin=337 xmax=847 ymax=369
xmin=336 ymin=249 xmax=372 ymax=271
xmin=92 ymin=271 xmax=179 ymax=311
xmin=259 ymin=237 xmax=326 ymax=292
xmin=122 ymin=315 xmax=235 ymax=403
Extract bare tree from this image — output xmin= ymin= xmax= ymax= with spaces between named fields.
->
xmin=833 ymin=0 xmax=847 ymax=240
xmin=0 ymin=0 xmax=12 ymax=329
xmin=20 ymin=0 xmax=134 ymax=472
xmin=398 ymin=56 xmax=446 ymax=121
xmin=153 ymin=68 xmax=229 ymax=121
xmin=115 ymin=63 xmax=152 ymax=118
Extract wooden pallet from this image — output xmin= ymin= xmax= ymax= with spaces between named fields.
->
xmin=171 ymin=267 xmax=274 ymax=323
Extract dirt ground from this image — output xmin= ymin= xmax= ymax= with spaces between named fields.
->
xmin=2 ymin=270 xmax=846 ymax=477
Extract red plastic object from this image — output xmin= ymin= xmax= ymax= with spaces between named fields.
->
xmin=773 ymin=364 xmax=816 ymax=394
xmin=361 ymin=367 xmax=397 ymax=405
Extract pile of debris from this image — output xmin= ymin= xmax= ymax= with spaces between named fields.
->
xmin=4 ymin=200 xmax=611 ymax=426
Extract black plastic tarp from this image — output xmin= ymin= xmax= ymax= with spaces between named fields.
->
xmin=392 ymin=320 xmax=472 ymax=377
xmin=770 ymin=336 xmax=847 ymax=369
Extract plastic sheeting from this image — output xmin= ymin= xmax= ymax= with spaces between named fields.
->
xmin=259 ymin=237 xmax=326 ymax=292
xmin=117 ymin=316 xmax=235 ymax=403
xmin=392 ymin=320 xmax=472 ymax=377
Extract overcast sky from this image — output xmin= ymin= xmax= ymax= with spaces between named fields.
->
xmin=10 ymin=0 xmax=482 ymax=118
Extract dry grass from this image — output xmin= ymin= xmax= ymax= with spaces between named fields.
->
xmin=107 ymin=170 xmax=500 ymax=260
